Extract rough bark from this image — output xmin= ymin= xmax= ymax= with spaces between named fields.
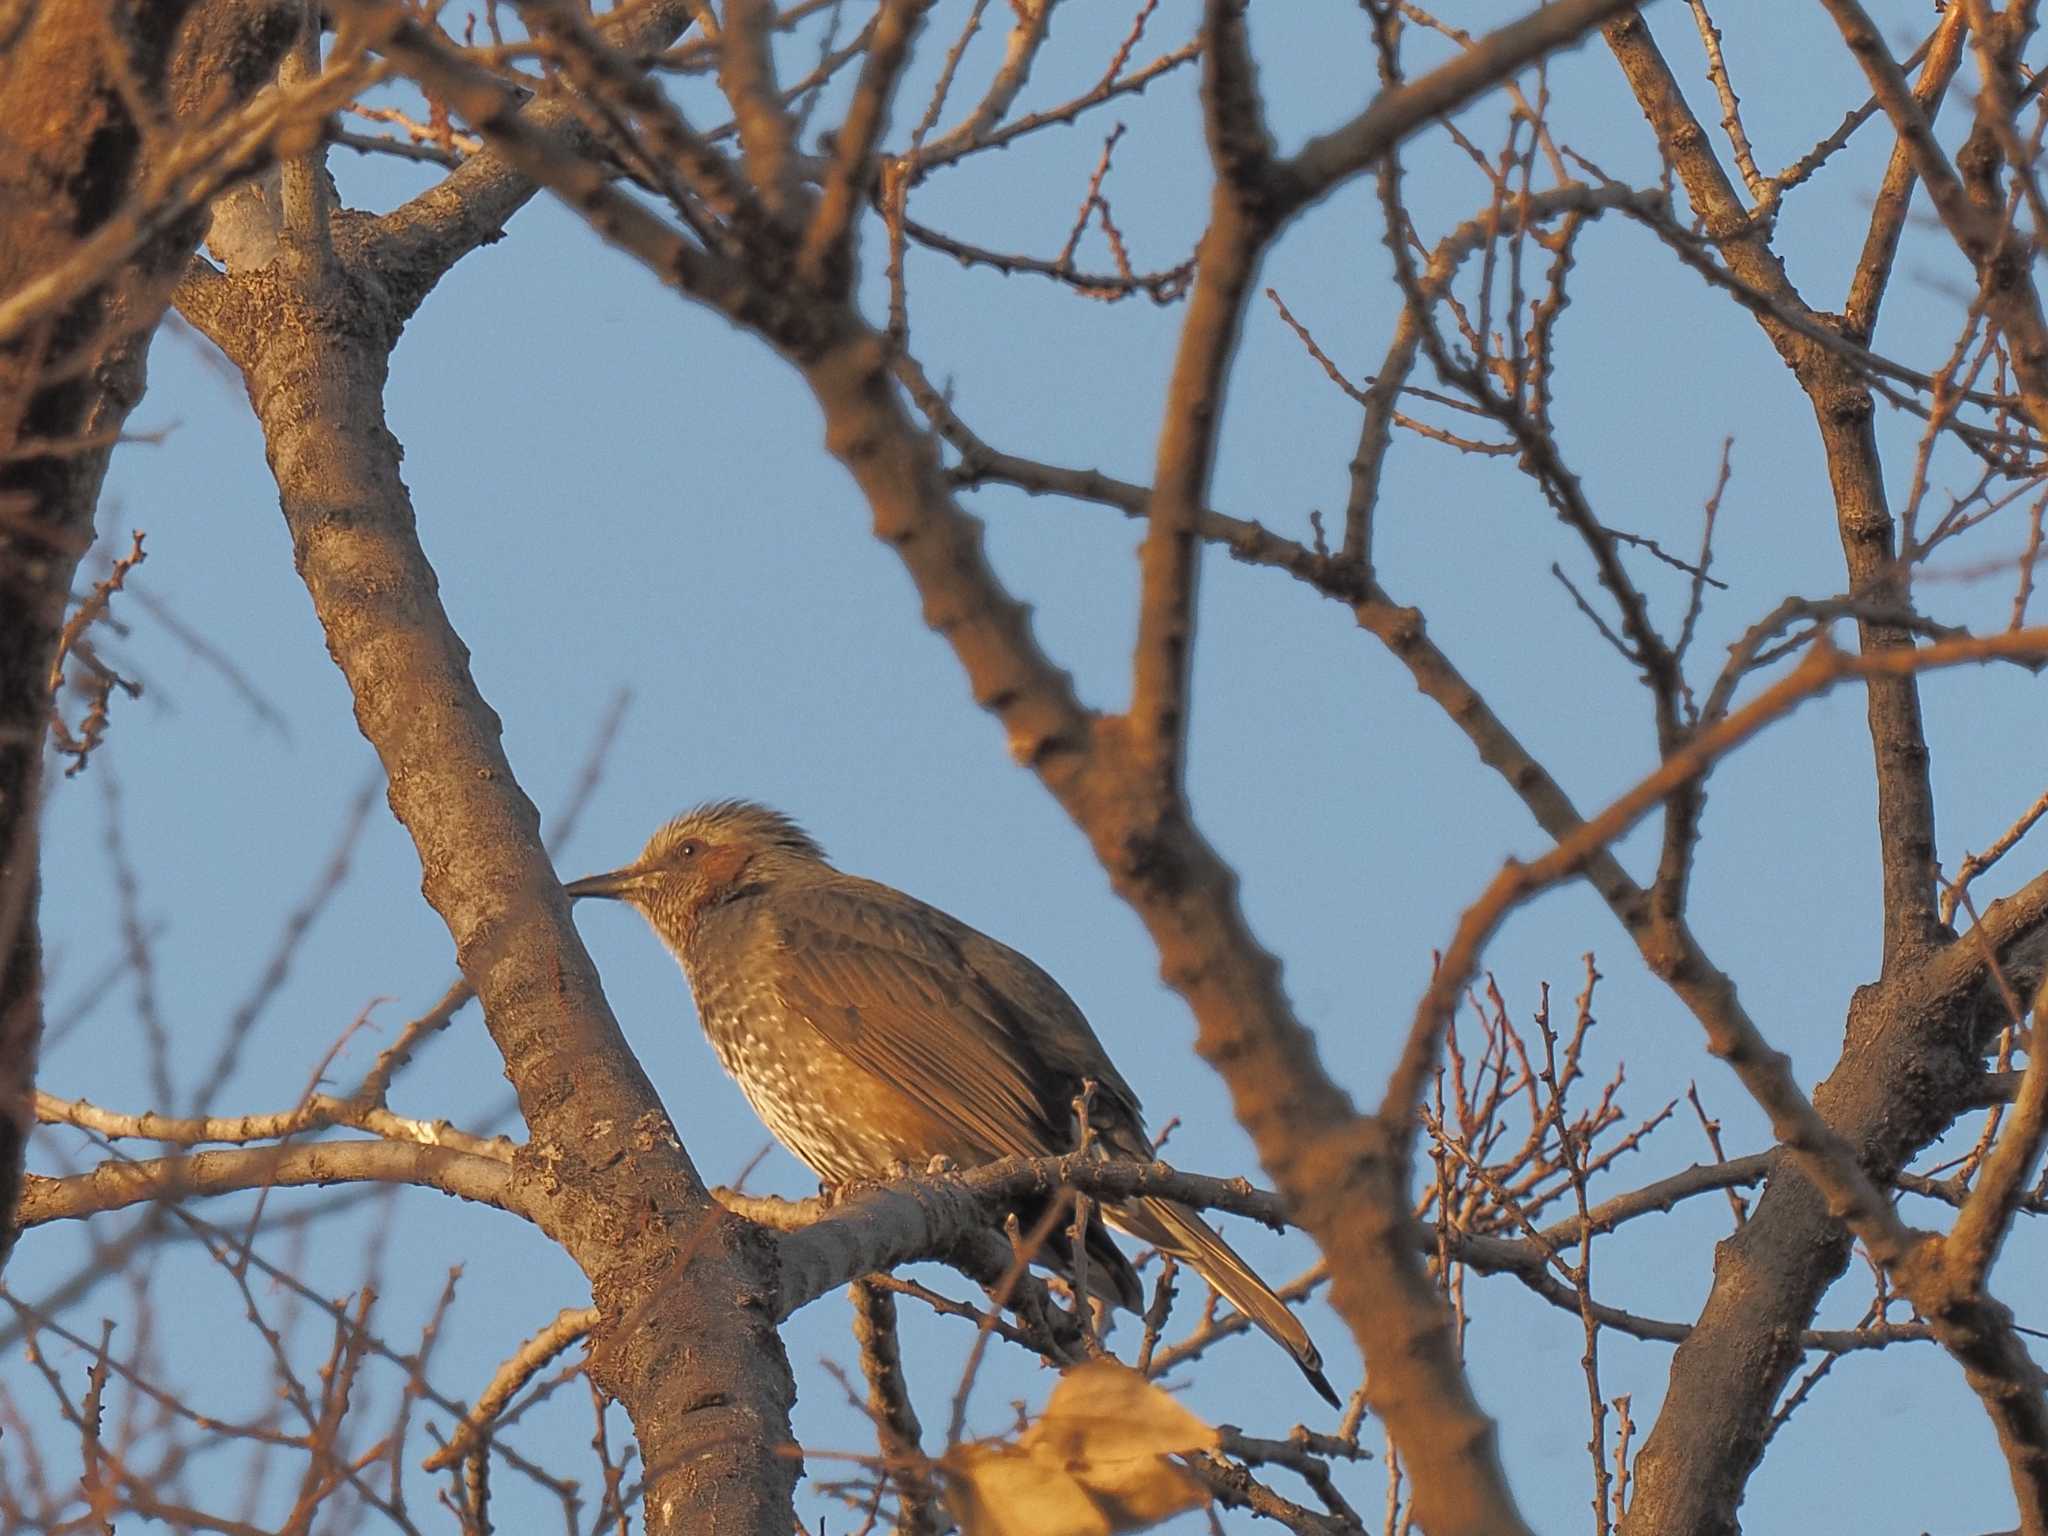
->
xmin=172 ymin=27 xmax=802 ymax=1515
xmin=203 ymin=278 xmax=799 ymax=1532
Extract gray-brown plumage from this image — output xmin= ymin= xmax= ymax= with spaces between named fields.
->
xmin=567 ymin=800 xmax=1338 ymax=1407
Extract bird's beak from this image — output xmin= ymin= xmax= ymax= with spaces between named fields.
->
xmin=564 ymin=865 xmax=646 ymax=901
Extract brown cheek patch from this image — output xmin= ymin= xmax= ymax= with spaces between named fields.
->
xmin=697 ymin=844 xmax=752 ymax=892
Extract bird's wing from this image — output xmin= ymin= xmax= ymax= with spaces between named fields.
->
xmin=947 ymin=922 xmax=1145 ymax=1123
xmin=764 ymin=879 xmax=1093 ymax=1161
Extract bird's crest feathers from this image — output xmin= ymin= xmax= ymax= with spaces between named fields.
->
xmin=645 ymin=799 xmax=827 ymax=864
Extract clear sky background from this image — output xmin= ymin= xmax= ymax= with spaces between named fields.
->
xmin=14 ymin=2 xmax=2048 ymax=1532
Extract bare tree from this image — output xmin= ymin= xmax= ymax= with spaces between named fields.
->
xmin=5 ymin=2 xmax=2048 ymax=1534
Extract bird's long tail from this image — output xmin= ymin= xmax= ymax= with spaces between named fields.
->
xmin=1107 ymin=1195 xmax=1341 ymax=1409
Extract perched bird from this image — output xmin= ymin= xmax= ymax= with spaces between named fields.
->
xmin=566 ymin=799 xmax=1339 ymax=1408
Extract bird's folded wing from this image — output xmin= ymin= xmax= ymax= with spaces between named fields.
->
xmin=765 ymin=883 xmax=1072 ymax=1162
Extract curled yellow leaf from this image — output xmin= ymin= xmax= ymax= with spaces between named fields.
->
xmin=939 ymin=1360 xmax=1219 ymax=1536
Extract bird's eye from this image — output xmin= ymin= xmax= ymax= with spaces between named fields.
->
xmin=677 ymin=839 xmax=703 ymax=860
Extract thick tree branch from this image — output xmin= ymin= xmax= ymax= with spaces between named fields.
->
xmin=719 ymin=0 xmax=802 ymax=219
xmin=174 ymin=111 xmax=800 ymax=1527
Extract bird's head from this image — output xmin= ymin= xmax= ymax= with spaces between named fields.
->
xmin=565 ymin=799 xmax=826 ymax=943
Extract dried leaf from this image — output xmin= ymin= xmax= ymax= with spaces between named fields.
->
xmin=945 ymin=1442 xmax=1111 ymax=1536
xmin=939 ymin=1360 xmax=1218 ymax=1536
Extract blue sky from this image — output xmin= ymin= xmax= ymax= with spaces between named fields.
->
xmin=15 ymin=2 xmax=2047 ymax=1531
